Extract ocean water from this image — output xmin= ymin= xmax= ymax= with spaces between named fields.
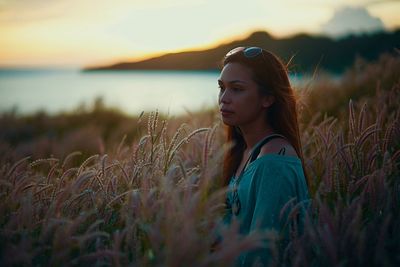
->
xmin=0 ymin=68 xmax=307 ymax=116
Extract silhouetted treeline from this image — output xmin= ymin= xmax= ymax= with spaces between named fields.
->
xmin=85 ymin=29 xmax=400 ymax=73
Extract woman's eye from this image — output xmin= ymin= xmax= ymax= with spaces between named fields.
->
xmin=218 ymin=85 xmax=243 ymax=93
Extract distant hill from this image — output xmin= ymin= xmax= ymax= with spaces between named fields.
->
xmin=84 ymin=29 xmax=400 ymax=73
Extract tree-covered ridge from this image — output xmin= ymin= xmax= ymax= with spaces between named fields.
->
xmin=84 ymin=29 xmax=400 ymax=73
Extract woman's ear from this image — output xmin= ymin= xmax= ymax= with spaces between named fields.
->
xmin=262 ymin=95 xmax=275 ymax=108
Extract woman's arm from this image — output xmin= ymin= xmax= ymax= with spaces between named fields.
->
xmin=241 ymin=160 xmax=308 ymax=266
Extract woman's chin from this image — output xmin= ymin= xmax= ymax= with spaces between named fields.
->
xmin=221 ymin=117 xmax=236 ymax=126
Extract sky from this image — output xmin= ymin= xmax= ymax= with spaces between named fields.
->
xmin=0 ymin=0 xmax=399 ymax=68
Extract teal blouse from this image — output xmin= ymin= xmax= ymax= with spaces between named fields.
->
xmin=221 ymin=154 xmax=310 ymax=267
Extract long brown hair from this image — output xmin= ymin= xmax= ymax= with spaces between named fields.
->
xmin=221 ymin=48 xmax=309 ymax=187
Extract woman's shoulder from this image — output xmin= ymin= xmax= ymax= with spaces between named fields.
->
xmin=258 ymin=137 xmax=298 ymax=158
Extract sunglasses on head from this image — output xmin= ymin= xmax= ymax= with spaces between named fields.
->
xmin=225 ymin=46 xmax=263 ymax=58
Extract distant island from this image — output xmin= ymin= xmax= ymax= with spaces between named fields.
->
xmin=83 ymin=29 xmax=400 ymax=73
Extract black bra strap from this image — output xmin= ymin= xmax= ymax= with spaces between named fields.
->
xmin=237 ymin=133 xmax=286 ymax=178
xmin=249 ymin=134 xmax=287 ymax=163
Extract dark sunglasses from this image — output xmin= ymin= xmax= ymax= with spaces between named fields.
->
xmin=225 ymin=46 xmax=263 ymax=59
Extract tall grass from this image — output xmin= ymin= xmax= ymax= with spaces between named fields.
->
xmin=1 ymin=53 xmax=399 ymax=266
xmin=287 ymin=87 xmax=400 ymax=267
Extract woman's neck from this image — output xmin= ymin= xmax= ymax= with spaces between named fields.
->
xmin=239 ymin=123 xmax=275 ymax=151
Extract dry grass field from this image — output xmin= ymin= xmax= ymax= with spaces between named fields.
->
xmin=1 ymin=53 xmax=399 ymax=266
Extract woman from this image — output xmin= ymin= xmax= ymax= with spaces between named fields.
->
xmin=215 ymin=47 xmax=310 ymax=266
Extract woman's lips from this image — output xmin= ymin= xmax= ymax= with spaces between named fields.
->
xmin=220 ymin=109 xmax=234 ymax=116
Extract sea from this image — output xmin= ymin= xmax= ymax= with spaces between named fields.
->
xmin=0 ymin=68 xmax=308 ymax=116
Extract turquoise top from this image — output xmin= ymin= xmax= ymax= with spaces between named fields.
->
xmin=221 ymin=154 xmax=310 ymax=267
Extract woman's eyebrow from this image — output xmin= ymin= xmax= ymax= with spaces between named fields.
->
xmin=218 ymin=79 xmax=247 ymax=84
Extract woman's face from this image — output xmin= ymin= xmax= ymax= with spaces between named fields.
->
xmin=218 ymin=62 xmax=273 ymax=127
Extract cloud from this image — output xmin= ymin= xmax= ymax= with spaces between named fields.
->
xmin=321 ymin=6 xmax=386 ymax=37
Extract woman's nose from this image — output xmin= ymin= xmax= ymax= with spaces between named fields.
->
xmin=219 ymin=90 xmax=231 ymax=104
